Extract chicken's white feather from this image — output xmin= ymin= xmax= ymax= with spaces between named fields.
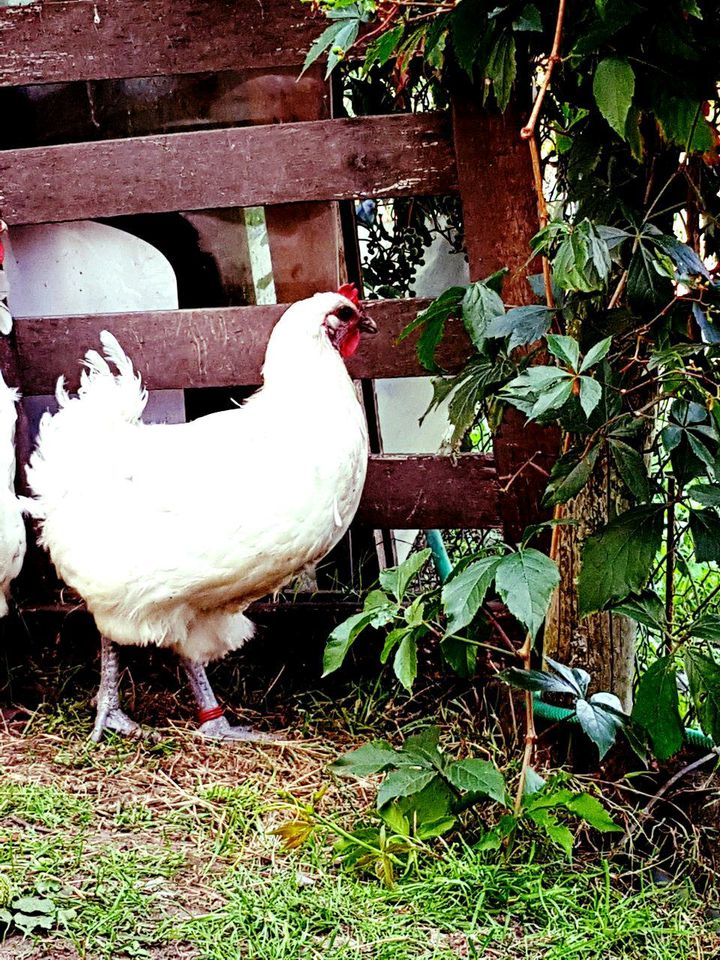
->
xmin=27 ymin=292 xmax=369 ymax=662
xmin=0 ymin=373 xmax=26 ymax=615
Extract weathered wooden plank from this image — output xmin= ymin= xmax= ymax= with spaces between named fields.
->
xmin=0 ymin=113 xmax=457 ymax=226
xmin=0 ymin=0 xmax=321 ymax=87
xmin=359 ymin=454 xmax=500 ymax=529
xmin=451 ymin=89 xmax=559 ymax=543
xmin=11 ymin=299 xmax=473 ymax=393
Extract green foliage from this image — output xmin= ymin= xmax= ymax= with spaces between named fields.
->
xmin=502 ymin=658 xmax=627 ymax=759
xmin=578 ymin=506 xmax=665 ymax=615
xmin=327 ymin=729 xmax=618 ymax=867
xmin=310 ymin=0 xmax=720 ymax=779
xmin=632 ymin=657 xmax=684 ymax=760
xmin=477 ymin=774 xmax=621 ymax=858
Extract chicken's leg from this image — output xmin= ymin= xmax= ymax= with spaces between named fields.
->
xmin=90 ymin=636 xmax=145 ymax=741
xmin=180 ymin=658 xmax=279 ymax=743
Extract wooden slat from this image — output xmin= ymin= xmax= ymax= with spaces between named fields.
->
xmin=0 ymin=113 xmax=457 ymax=226
xmin=360 ymin=454 xmax=500 ymax=529
xmin=12 ymin=299 xmax=474 ymax=393
xmin=451 ymin=89 xmax=558 ymax=543
xmin=0 ymin=0 xmax=321 ymax=87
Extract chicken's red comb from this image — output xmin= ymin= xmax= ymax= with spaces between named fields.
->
xmin=337 ymin=283 xmax=361 ymax=307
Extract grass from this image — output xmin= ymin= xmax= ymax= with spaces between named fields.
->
xmin=0 ymin=689 xmax=717 ymax=959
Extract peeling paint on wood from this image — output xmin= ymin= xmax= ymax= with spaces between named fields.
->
xmin=0 ymin=113 xmax=458 ymax=225
xmin=11 ymin=298 xmax=473 ymax=393
xmin=0 ymin=0 xmax=322 ymax=87
xmin=359 ymin=454 xmax=501 ymax=529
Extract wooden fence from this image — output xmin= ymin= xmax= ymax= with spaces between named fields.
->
xmin=0 ymin=0 xmax=557 ymax=612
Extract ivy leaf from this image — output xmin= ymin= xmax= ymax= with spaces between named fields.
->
xmin=363 ymin=24 xmax=404 ymax=72
xmin=461 ymin=280 xmax=505 ymax=352
xmin=301 ymin=20 xmax=348 ymax=77
xmin=377 ymin=768 xmax=438 ymax=809
xmin=529 ymin=377 xmax=574 ymax=419
xmin=485 ymin=31 xmax=516 ymax=111
xmin=441 ymin=555 xmax=502 ymax=635
xmin=593 ymin=58 xmax=635 ymax=139
xmin=380 ymin=548 xmax=432 ymax=603
xmin=689 ymin=508 xmax=720 ymax=563
xmin=632 ymin=656 xmax=684 ymax=761
xmin=579 ymin=376 xmax=602 ymax=418
xmin=575 ymin=693 xmax=625 ymax=759
xmin=564 ymin=793 xmax=621 ymax=832
xmin=330 ymin=741 xmax=398 ymax=778
xmin=627 ymin=242 xmax=672 ymax=308
xmin=692 ymin=614 xmax=720 ymax=642
xmin=609 ymin=438 xmax=650 ymax=502
xmin=546 ymin=657 xmax=591 ymax=697
xmin=528 ymin=809 xmax=574 ymax=857
xmin=543 ymin=445 xmax=600 ymax=506
xmin=450 ymin=0 xmax=486 ymax=76
xmin=398 ymin=287 xmax=465 ymax=372
xmin=578 ymin=505 xmax=664 ymax=615
xmin=547 ymin=334 xmax=580 ymax=370
xmin=440 ymin=636 xmax=478 ymax=678
xmin=501 ymin=666 xmax=581 ymax=696
xmin=323 ymin=610 xmax=384 ymax=676
xmin=612 ymin=590 xmax=665 ymax=629
xmin=654 ymin=94 xmax=715 ymax=153
xmin=684 ymin=649 xmax=720 ymax=744
xmin=393 ymin=632 xmax=418 ymax=691
xmin=403 ymin=727 xmax=442 ymax=767
xmin=445 ymin=759 xmax=507 ymax=803
xmin=495 ymin=549 xmax=560 ymax=638
xmin=485 ymin=305 xmax=554 ymax=350
xmin=579 ymin=336 xmax=612 ymax=371
xmin=513 ymin=3 xmax=542 ymax=31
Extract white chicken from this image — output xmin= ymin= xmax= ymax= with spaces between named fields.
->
xmin=27 ymin=288 xmax=377 ymax=741
xmin=0 ymin=373 xmax=26 ymax=616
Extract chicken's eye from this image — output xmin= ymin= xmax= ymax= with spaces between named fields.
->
xmin=336 ymin=306 xmax=356 ymax=323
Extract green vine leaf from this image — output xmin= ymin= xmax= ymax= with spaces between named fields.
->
xmin=441 ymin=555 xmax=502 ymax=635
xmin=632 ymin=656 xmax=684 ymax=761
xmin=593 ymin=58 xmax=635 ymax=139
xmin=495 ymin=549 xmax=560 ymax=638
xmin=685 ymin=649 xmax=720 ymax=744
xmin=578 ymin=505 xmax=664 ymax=615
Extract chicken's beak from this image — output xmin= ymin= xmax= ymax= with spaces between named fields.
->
xmin=358 ymin=315 xmax=378 ymax=335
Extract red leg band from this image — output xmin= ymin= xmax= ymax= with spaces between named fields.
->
xmin=198 ymin=705 xmax=224 ymax=724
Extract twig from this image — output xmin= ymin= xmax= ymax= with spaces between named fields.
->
xmin=665 ymin=479 xmax=675 ymax=652
xmin=520 ymin=0 xmax=568 ymax=141
xmin=513 ymin=633 xmax=536 ymax=814
xmin=641 ymin=750 xmax=719 ymax=820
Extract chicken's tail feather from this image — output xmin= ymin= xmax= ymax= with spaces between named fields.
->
xmin=59 ymin=330 xmax=148 ymax=424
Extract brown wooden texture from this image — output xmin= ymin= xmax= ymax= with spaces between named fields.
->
xmin=0 ymin=0 xmax=321 ymax=87
xmin=451 ymin=90 xmax=559 ymax=543
xmin=359 ymin=454 xmax=500 ymax=529
xmin=11 ymin=300 xmax=473 ymax=394
xmin=0 ymin=114 xmax=457 ymax=226
xmin=242 ymin=68 xmax=342 ymax=302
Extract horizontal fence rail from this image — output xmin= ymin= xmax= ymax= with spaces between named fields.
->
xmin=12 ymin=299 xmax=474 ymax=392
xmin=0 ymin=0 xmax=321 ymax=86
xmin=0 ymin=114 xmax=457 ymax=225
xmin=360 ymin=454 xmax=500 ymax=529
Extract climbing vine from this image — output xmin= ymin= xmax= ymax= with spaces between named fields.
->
xmin=304 ymin=0 xmax=720 ymax=773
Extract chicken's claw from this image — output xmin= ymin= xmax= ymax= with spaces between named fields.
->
xmin=90 ymin=705 xmax=160 ymax=744
xmin=197 ymin=715 xmax=283 ymax=743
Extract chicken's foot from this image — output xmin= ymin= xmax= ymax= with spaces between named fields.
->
xmin=90 ymin=636 xmax=150 ymax=742
xmin=180 ymin=657 xmax=281 ymax=743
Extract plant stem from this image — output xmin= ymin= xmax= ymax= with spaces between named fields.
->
xmin=520 ymin=0 xmax=567 ymax=141
xmin=665 ymin=479 xmax=675 ymax=652
xmin=513 ymin=633 xmax=536 ymax=814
